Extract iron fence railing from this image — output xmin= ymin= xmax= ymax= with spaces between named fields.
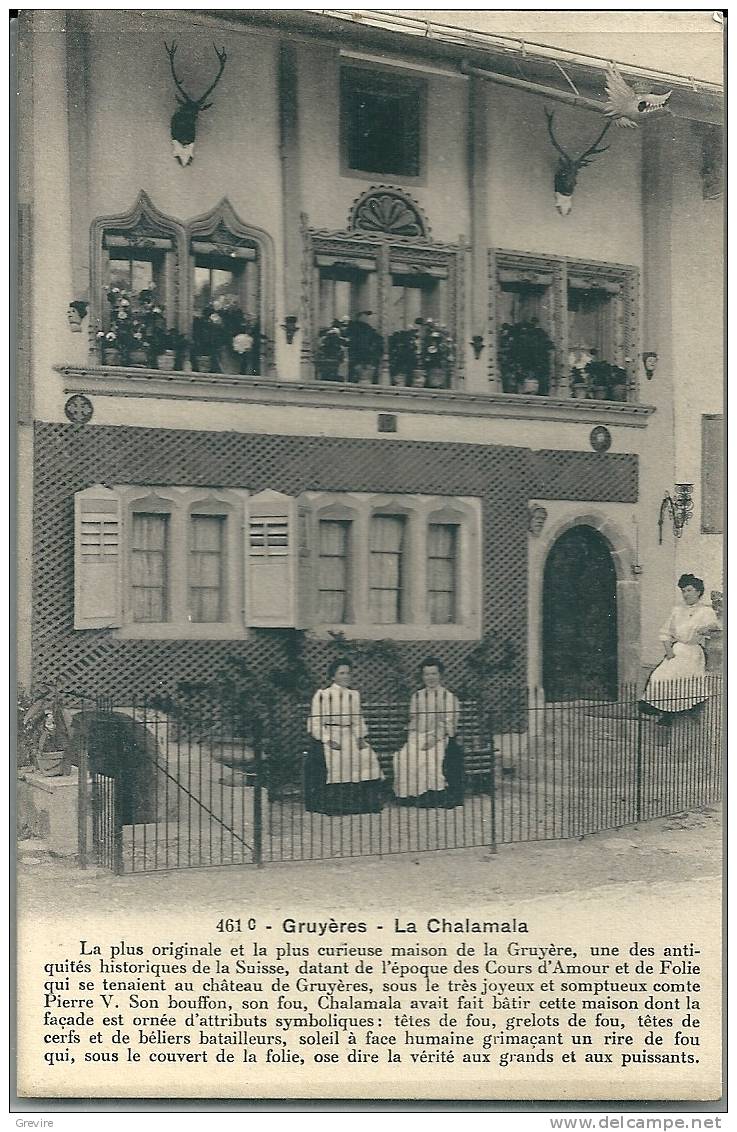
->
xmin=64 ymin=675 xmax=721 ymax=873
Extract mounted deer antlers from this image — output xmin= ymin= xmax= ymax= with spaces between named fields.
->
xmin=545 ymin=109 xmax=612 ymax=216
xmin=164 ymin=41 xmax=228 ymax=166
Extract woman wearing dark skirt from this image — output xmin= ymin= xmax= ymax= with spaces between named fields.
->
xmin=392 ymin=658 xmax=461 ymax=808
xmin=305 ymin=658 xmax=384 ymax=815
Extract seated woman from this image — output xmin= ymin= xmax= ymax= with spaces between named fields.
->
xmin=305 ymin=658 xmax=384 ymax=815
xmin=639 ymin=573 xmax=720 ymax=724
xmin=393 ymin=657 xmax=461 ymax=808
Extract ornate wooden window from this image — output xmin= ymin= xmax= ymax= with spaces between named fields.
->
xmin=90 ymin=194 xmax=275 ymax=374
xmin=304 ymin=189 xmax=466 ymax=388
xmin=489 ymin=249 xmax=638 ymax=401
xmin=90 ymin=192 xmax=186 ymax=364
xmin=186 ymin=199 xmax=275 ymax=376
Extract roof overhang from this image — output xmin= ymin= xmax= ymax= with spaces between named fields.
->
xmin=212 ymin=8 xmax=722 ymax=126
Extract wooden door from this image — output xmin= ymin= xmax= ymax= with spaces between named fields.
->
xmin=543 ymin=525 xmax=618 ymax=700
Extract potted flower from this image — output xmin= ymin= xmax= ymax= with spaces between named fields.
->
xmin=419 ymin=319 xmax=454 ymax=389
xmin=345 ymin=311 xmax=383 ymax=384
xmin=499 ymin=319 xmax=554 ymax=394
xmin=96 ymin=328 xmax=122 ymax=366
xmin=316 ymin=323 xmax=348 ymax=381
xmin=608 ymin=364 xmax=628 ymax=402
xmin=388 ymin=326 xmax=420 ymax=387
xmin=586 ymin=358 xmax=611 ymax=401
xmin=569 ymin=346 xmax=593 ymax=398
xmin=192 ymin=297 xmax=256 ymax=374
xmin=156 ymin=328 xmax=187 ymax=372
xmin=585 ymin=359 xmax=629 ymax=402
xmin=100 ymin=286 xmax=169 ymax=367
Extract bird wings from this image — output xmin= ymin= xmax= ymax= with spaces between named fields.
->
xmin=604 ymin=62 xmax=672 ymax=127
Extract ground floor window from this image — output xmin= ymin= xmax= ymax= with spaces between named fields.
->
xmin=73 ymin=487 xmax=482 ymax=642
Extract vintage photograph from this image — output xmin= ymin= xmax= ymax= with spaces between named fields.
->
xmin=14 ymin=8 xmax=724 ymax=1108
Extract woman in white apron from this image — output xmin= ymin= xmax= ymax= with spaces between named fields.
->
xmin=640 ymin=574 xmax=719 ymax=723
xmin=393 ymin=658 xmax=460 ymax=807
xmin=306 ymin=658 xmax=384 ymax=814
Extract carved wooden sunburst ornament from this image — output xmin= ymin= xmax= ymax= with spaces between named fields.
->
xmin=349 ymin=187 xmax=428 ymax=238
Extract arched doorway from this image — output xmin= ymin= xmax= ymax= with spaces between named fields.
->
xmin=543 ymin=525 xmax=618 ymax=700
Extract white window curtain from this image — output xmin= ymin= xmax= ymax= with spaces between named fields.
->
xmin=318 ymin=520 xmax=350 ymax=622
xmin=189 ymin=515 xmax=225 ymax=623
xmin=427 ymin=523 xmax=457 ymax=624
xmin=568 ymin=285 xmax=621 ymax=364
xmin=131 ymin=513 xmax=169 ymax=623
xmin=369 ymin=515 xmax=405 ymax=624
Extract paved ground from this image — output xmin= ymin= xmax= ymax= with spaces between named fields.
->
xmin=17 ymin=805 xmax=722 ymax=921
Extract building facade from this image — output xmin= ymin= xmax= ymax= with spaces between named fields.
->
xmin=16 ymin=10 xmax=723 ymax=705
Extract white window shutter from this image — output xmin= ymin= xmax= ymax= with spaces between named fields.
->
xmin=246 ymin=491 xmax=297 ymax=627
xmin=296 ymin=501 xmax=313 ymax=629
xmin=74 ymin=485 xmax=122 ymax=629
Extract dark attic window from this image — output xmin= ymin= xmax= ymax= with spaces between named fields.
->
xmin=341 ymin=67 xmax=423 ymax=177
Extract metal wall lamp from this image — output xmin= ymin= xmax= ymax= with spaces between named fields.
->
xmin=658 ymin=483 xmax=694 ymax=544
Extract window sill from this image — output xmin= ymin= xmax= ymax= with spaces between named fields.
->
xmin=58 ymin=364 xmax=656 ymax=427
xmin=308 ymin=622 xmax=481 ymax=642
xmin=112 ymin=622 xmax=246 ymax=641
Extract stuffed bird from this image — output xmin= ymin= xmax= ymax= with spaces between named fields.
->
xmin=603 ymin=63 xmax=672 ymax=127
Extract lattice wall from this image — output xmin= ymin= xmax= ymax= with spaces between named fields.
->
xmin=32 ymin=423 xmax=638 ymax=700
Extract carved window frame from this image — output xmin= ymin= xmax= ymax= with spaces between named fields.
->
xmin=89 ymin=192 xmax=187 ymax=361
xmin=489 ymin=248 xmax=639 ymax=400
xmin=303 ymin=208 xmax=467 ymax=387
xmin=185 ymin=198 xmax=276 ymax=376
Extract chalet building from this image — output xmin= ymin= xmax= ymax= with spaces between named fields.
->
xmin=15 ymin=10 xmax=723 ymax=705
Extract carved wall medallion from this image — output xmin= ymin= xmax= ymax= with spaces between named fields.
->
xmin=589 ymin=425 xmax=612 ymax=452
xmin=64 ymin=394 xmax=94 ymax=424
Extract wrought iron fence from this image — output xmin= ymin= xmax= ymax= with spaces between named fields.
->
xmin=70 ymin=675 xmax=722 ymax=873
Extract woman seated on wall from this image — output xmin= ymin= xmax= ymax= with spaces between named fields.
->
xmin=393 ymin=657 xmax=463 ymax=808
xmin=639 ymin=573 xmax=720 ymax=725
xmin=305 ymin=658 xmax=384 ymax=815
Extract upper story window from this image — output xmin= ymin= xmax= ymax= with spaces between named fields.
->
xmin=91 ymin=194 xmax=274 ymax=376
xmin=189 ymin=217 xmax=263 ymax=376
xmin=91 ymin=194 xmax=184 ymax=369
xmin=307 ymin=199 xmax=465 ymax=390
xmin=341 ymin=67 xmax=424 ymax=178
xmin=490 ymin=249 xmax=638 ymax=402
